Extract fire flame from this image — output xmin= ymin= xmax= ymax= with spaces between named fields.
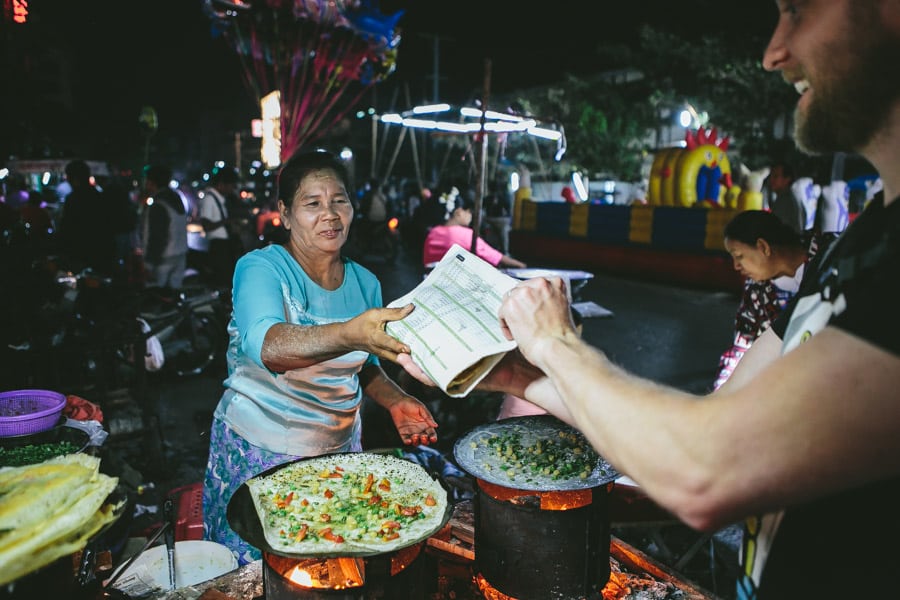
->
xmin=270 ymin=555 xmax=364 ymax=590
xmin=287 ymin=566 xmax=314 ymax=587
xmin=477 ymin=479 xmax=593 ymax=510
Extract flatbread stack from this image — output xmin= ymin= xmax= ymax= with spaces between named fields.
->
xmin=0 ymin=453 xmax=122 ymax=586
xmin=246 ymin=453 xmax=448 ymax=556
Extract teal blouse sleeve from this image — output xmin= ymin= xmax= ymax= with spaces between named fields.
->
xmin=232 ymin=250 xmax=292 ymax=369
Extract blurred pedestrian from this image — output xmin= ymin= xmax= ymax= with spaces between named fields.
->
xmin=103 ymin=178 xmax=140 ymax=282
xmin=766 ymin=162 xmax=805 ymax=235
xmin=353 ymin=178 xmax=389 ymax=250
xmin=0 ymin=198 xmax=19 ymax=234
xmin=484 ymin=190 xmax=512 ymax=254
xmin=196 ymin=166 xmax=244 ymax=288
xmin=58 ymin=159 xmax=117 ymax=274
xmin=19 ymin=189 xmax=54 ymax=234
xmin=141 ymin=165 xmax=189 ymax=290
xmin=406 ymin=187 xmax=437 ymax=262
xmin=422 ymin=191 xmax=526 ymax=269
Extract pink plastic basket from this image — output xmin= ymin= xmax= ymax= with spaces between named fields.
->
xmin=0 ymin=389 xmax=67 ymax=437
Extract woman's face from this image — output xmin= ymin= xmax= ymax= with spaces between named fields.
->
xmin=724 ymin=238 xmax=777 ymax=282
xmin=455 ymin=207 xmax=472 ymax=226
xmin=280 ymin=168 xmax=353 ymax=253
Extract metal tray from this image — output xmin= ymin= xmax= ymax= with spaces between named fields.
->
xmin=226 ymin=451 xmax=452 ymax=559
xmin=453 ymin=415 xmax=619 ymax=492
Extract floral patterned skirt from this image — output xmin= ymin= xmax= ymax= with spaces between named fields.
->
xmin=202 ymin=415 xmax=362 ymax=565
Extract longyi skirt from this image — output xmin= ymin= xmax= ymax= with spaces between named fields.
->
xmin=202 ymin=415 xmax=362 ymax=565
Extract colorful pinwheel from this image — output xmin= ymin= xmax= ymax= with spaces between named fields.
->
xmin=205 ymin=0 xmax=403 ymax=160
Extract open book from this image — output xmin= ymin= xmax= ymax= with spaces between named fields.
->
xmin=386 ymin=244 xmax=519 ymax=397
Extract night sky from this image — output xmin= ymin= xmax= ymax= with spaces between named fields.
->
xmin=4 ymin=1 xmax=778 ymax=165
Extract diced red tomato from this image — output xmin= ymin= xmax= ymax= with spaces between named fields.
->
xmin=294 ymin=524 xmax=309 ymax=541
xmin=320 ymin=527 xmax=344 ymax=543
xmin=274 ymin=491 xmax=294 ymax=508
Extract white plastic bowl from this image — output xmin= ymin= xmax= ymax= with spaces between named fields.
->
xmin=109 ymin=540 xmax=238 ymax=594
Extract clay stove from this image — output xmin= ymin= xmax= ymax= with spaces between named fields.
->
xmin=474 ymin=478 xmax=612 ymax=600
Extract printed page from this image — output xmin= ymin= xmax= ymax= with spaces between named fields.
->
xmin=386 ymin=244 xmax=519 ymax=397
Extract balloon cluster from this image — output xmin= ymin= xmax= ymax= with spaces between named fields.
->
xmin=204 ymin=0 xmax=403 ymax=85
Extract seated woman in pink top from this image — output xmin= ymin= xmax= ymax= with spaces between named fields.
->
xmin=422 ymin=193 xmax=526 ymax=269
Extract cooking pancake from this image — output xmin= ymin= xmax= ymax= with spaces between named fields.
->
xmin=454 ymin=415 xmax=620 ymax=491
xmin=245 ymin=452 xmax=448 ymax=556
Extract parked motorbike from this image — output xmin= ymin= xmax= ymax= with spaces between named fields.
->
xmin=2 ymin=265 xmax=142 ymax=394
xmin=2 ymin=261 xmax=227 ymax=394
xmin=134 ymin=285 xmax=226 ymax=377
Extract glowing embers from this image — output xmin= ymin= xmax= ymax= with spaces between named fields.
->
xmin=474 ymin=572 xmax=516 ymax=600
xmin=261 ymin=542 xmax=423 ymax=599
xmin=477 ymin=479 xmax=594 ymax=510
xmin=274 ymin=556 xmax=364 ymax=590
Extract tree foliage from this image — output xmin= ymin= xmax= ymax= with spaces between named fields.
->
xmin=503 ymin=25 xmax=822 ymax=183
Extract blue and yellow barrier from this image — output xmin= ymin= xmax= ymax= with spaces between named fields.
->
xmin=514 ymin=200 xmax=739 ymax=252
xmin=509 ymin=200 xmax=743 ymax=292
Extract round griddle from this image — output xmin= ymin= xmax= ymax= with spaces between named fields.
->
xmin=453 ymin=415 xmax=619 ymax=491
xmin=226 ymin=451 xmax=452 ymax=559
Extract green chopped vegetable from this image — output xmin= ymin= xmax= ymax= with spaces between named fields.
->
xmin=482 ymin=429 xmax=599 ymax=481
xmin=0 ymin=441 xmax=80 ymax=467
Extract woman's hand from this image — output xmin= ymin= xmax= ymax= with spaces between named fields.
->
xmin=388 ymin=397 xmax=438 ymax=446
xmin=350 ymin=303 xmax=415 ymax=361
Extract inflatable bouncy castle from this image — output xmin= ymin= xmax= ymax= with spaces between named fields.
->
xmin=648 ymin=127 xmax=734 ymax=208
xmin=506 ymin=127 xmax=766 ymax=292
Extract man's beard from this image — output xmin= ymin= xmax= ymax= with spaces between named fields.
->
xmin=794 ymin=15 xmax=900 ymax=155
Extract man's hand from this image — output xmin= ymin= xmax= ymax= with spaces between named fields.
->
xmin=396 ymin=353 xmax=436 ymax=387
xmin=499 ymin=278 xmax=577 ymax=367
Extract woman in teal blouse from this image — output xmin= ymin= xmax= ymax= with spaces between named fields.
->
xmin=203 ymin=150 xmax=437 ymax=564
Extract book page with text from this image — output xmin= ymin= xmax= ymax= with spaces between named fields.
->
xmin=386 ymin=245 xmax=519 ymax=397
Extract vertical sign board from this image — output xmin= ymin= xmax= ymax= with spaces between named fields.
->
xmin=260 ymin=91 xmax=281 ymax=169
